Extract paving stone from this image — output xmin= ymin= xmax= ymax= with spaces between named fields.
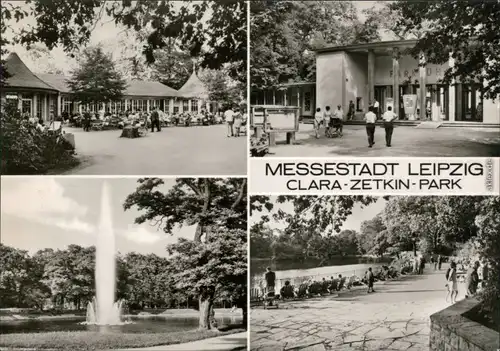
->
xmin=300 ymin=344 xmax=326 ymax=351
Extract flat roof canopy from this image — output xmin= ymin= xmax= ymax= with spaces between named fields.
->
xmin=315 ymin=39 xmax=418 ymax=56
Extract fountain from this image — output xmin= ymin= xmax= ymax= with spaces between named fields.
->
xmin=83 ymin=183 xmax=126 ymax=325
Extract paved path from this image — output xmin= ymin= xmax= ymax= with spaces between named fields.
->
xmin=111 ymin=332 xmax=247 ymax=351
xmin=265 ymin=124 xmax=500 ymax=157
xmin=251 ymin=266 xmax=468 ymax=350
xmin=60 ymin=125 xmax=246 ymax=175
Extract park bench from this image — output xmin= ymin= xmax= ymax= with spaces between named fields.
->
xmin=120 ymin=126 xmax=140 ymax=138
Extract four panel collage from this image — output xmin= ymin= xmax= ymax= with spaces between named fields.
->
xmin=1 ymin=1 xmax=499 ymax=351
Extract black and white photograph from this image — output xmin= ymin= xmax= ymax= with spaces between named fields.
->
xmin=250 ymin=1 xmax=500 ymax=157
xmin=0 ymin=177 xmax=247 ymax=351
xmin=0 ymin=0 xmax=247 ymax=175
xmin=249 ymin=195 xmax=499 ymax=351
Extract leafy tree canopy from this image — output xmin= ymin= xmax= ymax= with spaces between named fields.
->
xmin=1 ymin=0 xmax=246 ymax=83
xmin=66 ymin=46 xmax=127 ymax=104
xmin=388 ymin=0 xmax=500 ymax=99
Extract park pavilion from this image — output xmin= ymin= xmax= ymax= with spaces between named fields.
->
xmin=1 ymin=52 xmax=215 ymax=121
xmin=251 ymin=39 xmax=500 ymax=126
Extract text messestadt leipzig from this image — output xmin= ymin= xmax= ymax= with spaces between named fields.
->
xmin=265 ymin=162 xmax=484 ymax=177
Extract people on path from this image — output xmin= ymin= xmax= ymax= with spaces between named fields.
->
xmin=465 ymin=261 xmax=480 ymax=298
xmin=314 ymin=107 xmax=323 ymax=138
xmin=373 ymin=99 xmax=380 ymax=119
xmin=437 ymin=255 xmax=442 ymax=270
xmin=333 ymin=104 xmax=344 ymax=136
xmin=446 ymin=261 xmax=458 ymax=304
xmin=382 ymin=106 xmax=397 ymax=147
xmin=83 ymin=112 xmax=91 ymax=132
xmin=233 ymin=108 xmax=242 ymax=136
xmin=224 ymin=107 xmax=235 ymax=137
xmin=367 ymin=268 xmax=375 ymax=293
xmin=413 ymin=255 xmax=419 ymax=274
xmin=419 ymin=256 xmax=425 ymax=275
xmin=364 ymin=106 xmax=377 ymax=147
xmin=150 ymin=108 xmax=161 ymax=132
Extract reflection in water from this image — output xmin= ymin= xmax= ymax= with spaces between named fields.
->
xmin=0 ymin=316 xmax=242 ymax=334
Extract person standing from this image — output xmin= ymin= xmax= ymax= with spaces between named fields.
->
xmin=348 ymin=100 xmax=355 ymax=120
xmin=233 ymin=108 xmax=242 ymax=136
xmin=382 ymin=106 xmax=397 ymax=147
xmin=373 ymin=99 xmax=380 ymax=119
xmin=437 ymin=255 xmax=442 ymax=270
xmin=314 ymin=107 xmax=323 ymax=139
xmin=367 ymin=267 xmax=375 ymax=293
xmin=224 ymin=106 xmax=235 ymax=137
xmin=324 ymin=106 xmax=333 ymax=136
xmin=364 ymin=106 xmax=377 ymax=147
xmin=264 ymin=267 xmax=276 ymax=295
xmin=333 ymin=104 xmax=344 ymax=136
xmin=83 ymin=111 xmax=91 ymax=132
xmin=446 ymin=261 xmax=458 ymax=304
xmin=465 ymin=261 xmax=480 ymax=298
xmin=150 ymin=107 xmax=161 ymax=132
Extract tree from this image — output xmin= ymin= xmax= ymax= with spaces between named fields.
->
xmin=66 ymin=46 xmax=127 ymax=105
xmin=250 ymin=1 xmax=380 ymax=89
xmin=200 ymin=68 xmax=244 ymax=110
xmin=167 ymin=228 xmax=247 ymax=329
xmin=25 ymin=44 xmax=65 ymax=75
xmin=124 ymin=178 xmax=247 ymax=242
xmin=2 ymin=0 xmax=246 ymax=83
xmin=389 ymin=1 xmax=500 ymax=99
xmin=124 ymin=178 xmax=247 ymax=329
xmin=358 ymin=214 xmax=387 ymax=256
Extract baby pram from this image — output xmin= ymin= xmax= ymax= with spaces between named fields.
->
xmin=325 ymin=118 xmax=343 ymax=138
xmin=263 ymin=286 xmax=278 ymax=309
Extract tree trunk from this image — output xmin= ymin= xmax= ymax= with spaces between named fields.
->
xmin=198 ymin=296 xmax=214 ymax=330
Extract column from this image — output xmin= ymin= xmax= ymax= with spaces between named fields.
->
xmin=146 ymin=99 xmax=150 ymax=112
xmin=124 ymin=99 xmax=128 ymax=112
xmin=448 ymin=54 xmax=455 ymax=121
xmin=179 ymin=99 xmax=184 ymax=113
xmin=33 ymin=93 xmax=38 ymax=118
xmin=169 ymin=98 xmax=175 ymax=114
xmin=188 ymin=99 xmax=192 ymax=112
xmin=163 ymin=99 xmax=167 ymax=112
xmin=79 ymin=103 xmax=82 ymax=114
xmin=419 ymin=52 xmax=427 ymax=120
xmin=368 ymin=49 xmax=375 ymax=104
xmin=284 ymin=89 xmax=288 ymax=106
xmin=45 ymin=94 xmax=49 ymax=121
xmin=297 ymin=89 xmax=300 ymax=112
xmin=431 ymin=84 xmax=439 ymax=121
xmin=206 ymin=101 xmax=210 ymax=112
xmin=273 ymin=91 xmax=276 ymax=105
xmin=392 ymin=48 xmax=399 ymax=118
xmin=57 ymin=93 xmax=62 ymax=117
xmin=108 ymin=101 xmax=112 ymax=113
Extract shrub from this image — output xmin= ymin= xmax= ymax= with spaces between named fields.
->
xmin=1 ymin=103 xmax=78 ymax=174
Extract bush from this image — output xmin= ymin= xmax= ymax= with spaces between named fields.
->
xmin=1 ymin=103 xmax=78 ymax=174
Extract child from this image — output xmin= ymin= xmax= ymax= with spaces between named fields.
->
xmin=314 ymin=107 xmax=323 ymax=138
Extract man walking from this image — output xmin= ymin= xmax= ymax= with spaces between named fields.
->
xmin=264 ymin=267 xmax=276 ymax=295
xmin=224 ymin=106 xmax=235 ymax=137
xmin=437 ymin=255 xmax=442 ymax=270
xmin=367 ymin=267 xmax=375 ymax=293
xmin=364 ymin=106 xmax=377 ymax=147
xmin=382 ymin=106 xmax=397 ymax=147
xmin=333 ymin=104 xmax=344 ymax=136
xmin=150 ymin=107 xmax=161 ymax=132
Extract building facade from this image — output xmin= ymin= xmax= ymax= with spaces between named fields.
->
xmin=1 ymin=53 xmax=213 ymax=121
xmin=251 ymin=39 xmax=500 ymax=125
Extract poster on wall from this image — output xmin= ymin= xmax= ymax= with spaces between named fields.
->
xmin=265 ymin=108 xmax=298 ymax=131
xmin=403 ymin=94 xmax=417 ymax=120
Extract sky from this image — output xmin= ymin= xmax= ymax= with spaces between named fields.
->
xmin=251 ymin=197 xmax=387 ymax=233
xmin=1 ymin=177 xmax=195 ymax=257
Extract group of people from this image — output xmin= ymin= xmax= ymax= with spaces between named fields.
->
xmin=445 ymin=259 xmax=489 ymax=304
xmin=363 ymin=100 xmax=398 ymax=148
xmin=313 ymin=105 xmax=344 ymax=139
xmin=260 ymin=266 xmax=397 ymax=301
xmin=224 ymin=106 xmax=247 ymax=137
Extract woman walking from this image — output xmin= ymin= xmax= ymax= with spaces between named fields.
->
xmin=446 ymin=261 xmax=458 ymax=304
xmin=314 ymin=107 xmax=323 ymax=138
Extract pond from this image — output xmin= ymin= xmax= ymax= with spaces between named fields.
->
xmin=251 ymin=256 xmax=391 ymax=289
xmin=0 ymin=315 xmax=242 ymax=334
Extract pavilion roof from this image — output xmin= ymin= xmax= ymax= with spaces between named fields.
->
xmin=3 ymin=53 xmax=58 ymax=92
xmin=178 ymin=71 xmax=208 ymax=100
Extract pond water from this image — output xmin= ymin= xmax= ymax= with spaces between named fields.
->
xmin=0 ymin=315 xmax=242 ymax=334
xmin=251 ymin=256 xmax=391 ymax=289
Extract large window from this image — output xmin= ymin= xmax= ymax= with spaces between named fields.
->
xmin=36 ymin=94 xmax=42 ymax=119
xmin=304 ymin=92 xmax=311 ymax=112
xmin=164 ymin=99 xmax=170 ymax=112
xmin=22 ymin=97 xmax=32 ymax=116
xmin=183 ymin=99 xmax=189 ymax=111
xmin=191 ymin=99 xmax=198 ymax=112
xmin=62 ymin=97 xmax=72 ymax=113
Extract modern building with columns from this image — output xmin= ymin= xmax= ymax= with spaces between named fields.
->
xmin=1 ymin=52 xmax=215 ymax=120
xmin=252 ymin=39 xmax=500 ymax=125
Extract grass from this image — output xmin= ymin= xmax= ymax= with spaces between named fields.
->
xmin=0 ymin=328 xmax=246 ymax=350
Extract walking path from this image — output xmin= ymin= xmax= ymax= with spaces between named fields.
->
xmin=251 ymin=265 xmax=466 ymax=350
xmin=111 ymin=332 xmax=247 ymax=351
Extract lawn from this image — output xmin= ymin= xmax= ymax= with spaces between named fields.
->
xmin=0 ymin=328 xmax=246 ymax=350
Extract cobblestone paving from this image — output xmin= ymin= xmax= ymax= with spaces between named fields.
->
xmin=251 ymin=267 xmax=467 ymax=350
xmin=265 ymin=124 xmax=500 ymax=157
